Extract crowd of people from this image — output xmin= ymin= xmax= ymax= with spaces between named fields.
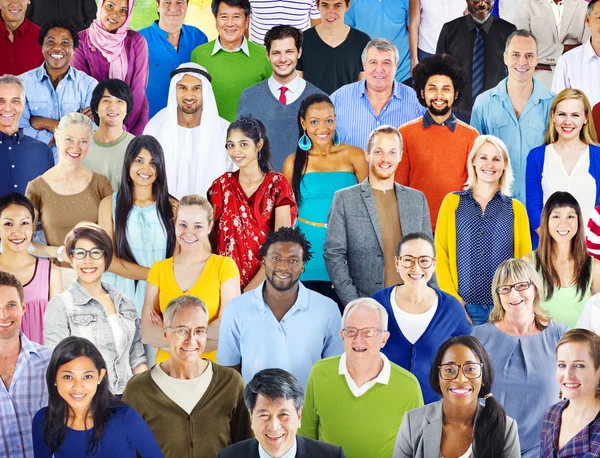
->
xmin=3 ymin=0 xmax=600 ymax=457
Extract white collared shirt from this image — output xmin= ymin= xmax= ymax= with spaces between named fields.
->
xmin=267 ymin=74 xmax=306 ymax=105
xmin=549 ymin=0 xmax=564 ymax=28
xmin=417 ymin=0 xmax=466 ymax=54
xmin=212 ymin=36 xmax=250 ymax=56
xmin=258 ymin=438 xmax=297 ymax=458
xmin=552 ymin=40 xmax=600 ymax=106
xmin=338 ymin=352 xmax=391 ymax=397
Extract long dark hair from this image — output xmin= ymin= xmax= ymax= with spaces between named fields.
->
xmin=44 ymin=336 xmax=118 ymax=454
xmin=430 ymin=335 xmax=507 ymax=458
xmin=115 ymin=135 xmax=176 ymax=265
xmin=227 ymin=117 xmax=272 ymax=173
xmin=291 ymin=93 xmax=335 ymax=205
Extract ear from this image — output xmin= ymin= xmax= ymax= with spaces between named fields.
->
xmin=420 ymin=89 xmax=425 ymax=101
xmin=300 ymin=117 xmax=307 ymax=132
xmin=98 ymin=368 xmax=107 ymax=383
xmin=297 ymin=47 xmax=303 ymax=60
xmin=256 ymin=138 xmax=265 ymax=152
xmin=20 ymin=301 xmax=26 ymax=316
xmin=381 ymin=331 xmax=390 ymax=348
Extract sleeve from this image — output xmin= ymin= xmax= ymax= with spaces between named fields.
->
xmin=84 ymin=75 xmax=99 ymax=109
xmin=503 ymin=417 xmax=521 ymax=458
xmin=322 ymin=306 xmax=343 ymax=358
xmin=25 ymin=179 xmax=42 ymax=212
xmin=344 ymin=0 xmax=355 ymax=26
xmin=125 ymin=33 xmax=150 ymax=136
xmin=551 ymin=55 xmax=569 ymax=95
xmin=229 ymin=373 xmax=254 ymax=443
xmin=434 ymin=195 xmax=462 ymax=301
xmin=513 ymin=200 xmax=532 ymax=258
xmin=395 ymin=126 xmax=410 ymax=186
xmin=123 ymin=406 xmax=164 ymax=458
xmin=297 ymin=371 xmax=319 ymax=439
xmin=43 ymin=296 xmax=71 ymax=348
xmin=436 ymin=23 xmax=449 ymax=55
xmin=393 ymin=411 xmax=414 ymax=458
xmin=97 ymin=174 xmax=114 ymax=200
xmin=126 ymin=299 xmax=148 ymax=371
xmin=310 ymin=0 xmax=320 ymax=19
xmin=216 ymin=301 xmax=242 ymax=366
xmin=83 ymin=0 xmax=98 ymax=27
xmin=469 ymin=96 xmax=487 ymax=135
xmin=273 ymin=175 xmax=297 ymax=209
xmin=539 ymin=407 xmax=555 ymax=458
xmin=32 ymin=409 xmax=53 ymax=458
xmin=146 ymin=261 xmax=161 ymax=288
xmin=525 ymin=147 xmax=543 ymax=232
xmin=219 ymin=256 xmax=240 ymax=283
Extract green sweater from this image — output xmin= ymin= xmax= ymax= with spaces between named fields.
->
xmin=191 ymin=39 xmax=272 ymax=121
xmin=123 ymin=363 xmax=253 ymax=458
xmin=298 ymin=356 xmax=423 ymax=458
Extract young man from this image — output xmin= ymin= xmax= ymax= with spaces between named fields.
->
xmin=0 ymin=0 xmax=43 ymax=75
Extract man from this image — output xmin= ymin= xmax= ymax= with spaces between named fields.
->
xmin=324 ymin=125 xmax=432 ymax=307
xmin=330 ymin=38 xmax=425 ymax=150
xmin=0 ymin=271 xmax=51 ymax=458
xmin=553 ymin=0 xmax=600 ymax=106
xmin=139 ymin=0 xmax=209 ymax=118
xmin=26 ymin=0 xmax=97 ymax=32
xmin=396 ymin=54 xmax=478 ymax=232
xmin=471 ymin=30 xmax=554 ymax=204
xmin=0 ymin=0 xmax=43 ymax=76
xmin=238 ymin=25 xmax=325 ymax=171
xmin=191 ymin=0 xmax=272 ymax=121
xmin=218 ymin=227 xmax=343 ymax=388
xmin=436 ymin=0 xmax=516 ymax=121
xmin=298 ymin=298 xmax=423 ymax=458
xmin=249 ymin=0 xmax=321 ymax=46
xmin=143 ymin=63 xmax=233 ymax=199
xmin=0 ymin=75 xmax=53 ymax=195
xmin=218 ymin=368 xmax=345 ymax=458
xmin=82 ymin=79 xmax=135 ymax=190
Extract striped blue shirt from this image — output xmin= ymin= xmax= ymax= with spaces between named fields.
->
xmin=0 ymin=334 xmax=50 ymax=458
xmin=249 ymin=0 xmax=320 ymax=45
xmin=330 ymin=80 xmax=425 ymax=149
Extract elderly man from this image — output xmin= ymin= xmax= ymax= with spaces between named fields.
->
xmin=0 ymin=0 xmax=43 ymax=76
xmin=298 ymin=298 xmax=423 ymax=458
xmin=143 ymin=62 xmax=233 ymax=199
xmin=123 ymin=295 xmax=253 ymax=458
xmin=218 ymin=227 xmax=343 ymax=388
xmin=139 ymin=0 xmax=208 ymax=118
xmin=0 ymin=75 xmax=53 ymax=195
xmin=330 ymin=38 xmax=424 ymax=150
xmin=218 ymin=369 xmax=345 ymax=457
xmin=0 ymin=271 xmax=51 ymax=458
xmin=26 ymin=0 xmax=97 ymax=32
xmin=324 ymin=125 xmax=432 ymax=307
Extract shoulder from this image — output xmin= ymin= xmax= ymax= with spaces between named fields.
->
xmin=544 ymin=320 xmax=569 ymax=342
xmin=212 ymin=362 xmax=245 ymax=388
xmin=372 ymin=285 xmax=395 ymax=307
xmin=33 ymin=407 xmax=48 ymax=426
xmin=330 ymin=81 xmax=361 ymax=101
xmin=350 ymin=27 xmax=371 ymax=41
xmin=335 ymin=183 xmax=362 ymax=199
xmin=529 ymin=144 xmax=547 ymax=158
xmin=218 ymin=439 xmax=256 ymax=456
xmin=304 ymin=81 xmax=326 ymax=96
xmin=404 ymin=401 xmax=440 ymax=425
xmin=240 ymin=80 xmax=268 ymax=96
xmin=399 ymin=117 xmax=423 ymax=134
xmin=126 ymin=29 xmax=145 ymax=43
xmin=470 ymin=322 xmax=497 ymax=340
xmin=442 ymin=15 xmax=468 ymax=31
xmin=455 ymin=119 xmax=479 ymax=136
xmin=511 ymin=198 xmax=527 ymax=215
xmin=300 ymin=436 xmax=345 ymax=454
xmin=397 ymin=184 xmax=427 ymax=202
xmin=389 ymin=361 xmax=422 ymax=392
xmin=491 ymin=17 xmax=518 ymax=33
xmin=191 ymin=39 xmax=215 ymax=57
xmin=436 ymin=289 xmax=463 ymax=310
xmin=309 ymin=355 xmax=342 ymax=379
xmin=19 ymin=134 xmax=49 ymax=151
xmin=304 ymin=287 xmax=338 ymax=312
xmin=123 ymin=370 xmax=153 ymax=395
xmin=248 ymin=40 xmax=268 ymax=57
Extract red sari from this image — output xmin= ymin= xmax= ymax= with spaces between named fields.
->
xmin=208 ymin=170 xmax=297 ymax=289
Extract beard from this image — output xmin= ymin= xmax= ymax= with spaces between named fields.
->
xmin=178 ymin=101 xmax=202 ymax=115
xmin=265 ymin=270 xmax=300 ymax=292
xmin=427 ymin=100 xmax=452 ymax=117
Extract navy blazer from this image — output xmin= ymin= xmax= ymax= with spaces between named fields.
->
xmin=217 ymin=436 xmax=345 ymax=458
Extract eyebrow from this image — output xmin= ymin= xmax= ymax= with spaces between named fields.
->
xmin=60 ymin=370 xmax=96 ymax=374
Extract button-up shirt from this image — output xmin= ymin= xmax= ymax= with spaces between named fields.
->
xmin=249 ymin=0 xmax=320 ymax=45
xmin=212 ymin=36 xmax=251 ymax=56
xmin=553 ymin=39 xmax=600 ymax=106
xmin=549 ymin=0 xmax=565 ymax=28
xmin=470 ymin=77 xmax=555 ymax=203
xmin=422 ymin=110 xmax=457 ymax=131
xmin=338 ymin=352 xmax=391 ymax=397
xmin=0 ymin=334 xmax=50 ymax=458
xmin=0 ymin=18 xmax=43 ymax=77
xmin=0 ymin=129 xmax=54 ymax=195
xmin=267 ymin=73 xmax=306 ymax=105
xmin=330 ymin=80 xmax=425 ymax=149
xmin=259 ymin=439 xmax=298 ymax=458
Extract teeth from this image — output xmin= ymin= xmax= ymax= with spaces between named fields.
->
xmin=81 ymin=268 xmax=96 ymax=273
xmin=557 ymin=230 xmax=569 ymax=235
xmin=352 ymin=347 xmax=367 ymax=352
xmin=450 ymin=388 xmax=470 ymax=394
xmin=0 ymin=114 xmax=15 ymax=118
xmin=50 ymin=54 xmax=64 ymax=59
xmin=0 ymin=322 xmax=13 ymax=327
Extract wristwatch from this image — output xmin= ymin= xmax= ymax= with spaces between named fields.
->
xmin=56 ymin=245 xmax=65 ymax=262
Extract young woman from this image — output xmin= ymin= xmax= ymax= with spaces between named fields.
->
xmin=142 ymin=195 xmax=241 ymax=363
xmin=32 ymin=336 xmax=162 ymax=457
xmin=208 ymin=117 xmax=296 ymax=291
xmin=524 ymin=191 xmax=600 ymax=328
xmin=283 ymin=93 xmax=367 ymax=305
xmin=0 ymin=194 xmax=61 ymax=344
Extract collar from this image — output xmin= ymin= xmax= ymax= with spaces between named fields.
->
xmin=456 ymin=188 xmax=511 ymax=204
xmin=0 ymin=17 xmax=28 ymax=38
xmin=489 ymin=77 xmax=554 ymax=105
xmin=258 ymin=438 xmax=297 ymax=458
xmin=466 ymin=13 xmax=494 ymax=34
xmin=338 ymin=352 xmax=391 ymax=385
xmin=151 ymin=19 xmax=187 ymax=38
xmin=0 ymin=128 xmax=25 ymax=141
xmin=35 ymin=62 xmax=75 ymax=83
xmin=252 ymin=281 xmax=309 ymax=314
xmin=359 ymin=80 xmax=403 ymax=101
xmin=69 ymin=280 xmax=124 ymax=307
xmin=583 ymin=39 xmax=600 ymax=62
xmin=548 ymin=0 xmax=563 ymax=5
xmin=18 ymin=332 xmax=42 ymax=363
xmin=268 ymin=73 xmax=302 ymax=94
xmin=212 ymin=36 xmax=250 ymax=56
xmin=422 ymin=111 xmax=457 ymax=132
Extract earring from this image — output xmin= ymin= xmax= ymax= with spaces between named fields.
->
xmin=0 ymin=239 xmax=3 ymax=253
xmin=298 ymin=131 xmax=311 ymax=151
xmin=333 ymin=130 xmax=340 ymax=146
xmin=27 ymin=242 xmax=35 ymax=254
xmin=559 ymin=390 xmax=563 ymax=400
xmin=596 ymin=383 xmax=600 ymax=399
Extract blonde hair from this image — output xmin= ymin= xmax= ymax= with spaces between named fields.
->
xmin=366 ymin=125 xmax=402 ymax=154
xmin=544 ymin=88 xmax=598 ymax=145
xmin=54 ymin=112 xmax=94 ymax=140
xmin=177 ymin=195 xmax=214 ymax=252
xmin=465 ymin=135 xmax=514 ymax=196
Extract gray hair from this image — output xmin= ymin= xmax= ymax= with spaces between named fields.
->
xmin=504 ymin=29 xmax=538 ymax=54
xmin=0 ymin=75 xmax=26 ymax=103
xmin=342 ymin=297 xmax=388 ymax=331
xmin=244 ymin=368 xmax=304 ymax=414
xmin=163 ymin=294 xmax=208 ymax=327
xmin=54 ymin=112 xmax=94 ymax=140
xmin=361 ymin=38 xmax=399 ymax=67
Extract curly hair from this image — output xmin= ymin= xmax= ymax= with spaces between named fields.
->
xmin=38 ymin=19 xmax=79 ymax=49
xmin=412 ymin=53 xmax=467 ymax=107
xmin=259 ymin=227 xmax=313 ymax=263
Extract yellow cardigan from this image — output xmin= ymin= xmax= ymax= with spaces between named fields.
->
xmin=434 ymin=192 xmax=532 ymax=301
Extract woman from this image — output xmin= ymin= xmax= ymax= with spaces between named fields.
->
xmin=436 ymin=135 xmax=532 ymax=325
xmin=524 ymin=191 xmax=600 ymax=328
xmin=472 ymin=258 xmax=568 ymax=458
xmin=0 ymin=193 xmax=61 ymax=344
xmin=208 ymin=118 xmax=296 ymax=291
xmin=283 ymin=93 xmax=367 ymax=305
xmin=394 ymin=335 xmax=520 ymax=458
xmin=526 ymin=88 xmax=600 ymax=247
xmin=43 ymin=222 xmax=148 ymax=396
xmin=372 ymin=232 xmax=471 ymax=404
xmin=72 ymin=0 xmax=149 ymax=135
xmin=32 ymin=336 xmax=162 ymax=457
xmin=142 ymin=194 xmax=240 ymax=363
xmin=25 ymin=112 xmax=113 ymax=288
xmin=98 ymin=135 xmax=177 ymax=315
xmin=540 ymin=329 xmax=600 ymax=457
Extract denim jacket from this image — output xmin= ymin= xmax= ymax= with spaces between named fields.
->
xmin=43 ymin=280 xmax=147 ymax=394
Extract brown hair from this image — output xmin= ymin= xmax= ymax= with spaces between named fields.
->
xmin=557 ymin=328 xmax=600 ymax=370
xmin=64 ymin=222 xmax=114 ymax=271
xmin=0 ymin=270 xmax=24 ymax=304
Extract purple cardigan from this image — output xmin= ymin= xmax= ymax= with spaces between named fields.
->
xmin=72 ymin=28 xmax=149 ymax=135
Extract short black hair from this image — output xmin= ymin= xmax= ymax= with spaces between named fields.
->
xmin=0 ymin=271 xmax=24 ymax=304
xmin=211 ymin=0 xmax=251 ymax=17
xmin=259 ymin=227 xmax=313 ymax=263
xmin=0 ymin=193 xmax=35 ymax=222
xmin=38 ymin=19 xmax=79 ymax=49
xmin=90 ymin=79 xmax=134 ymax=125
xmin=244 ymin=368 xmax=304 ymax=414
xmin=588 ymin=0 xmax=599 ymax=14
xmin=396 ymin=232 xmax=435 ymax=257
xmin=412 ymin=53 xmax=467 ymax=107
xmin=264 ymin=25 xmax=303 ymax=53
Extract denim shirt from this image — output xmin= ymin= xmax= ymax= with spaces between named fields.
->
xmin=43 ymin=280 xmax=147 ymax=394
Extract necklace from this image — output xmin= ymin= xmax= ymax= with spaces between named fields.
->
xmin=442 ymin=424 xmax=473 ymax=441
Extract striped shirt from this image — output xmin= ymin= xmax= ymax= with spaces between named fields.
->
xmin=0 ymin=334 xmax=50 ymax=458
xmin=249 ymin=0 xmax=320 ymax=45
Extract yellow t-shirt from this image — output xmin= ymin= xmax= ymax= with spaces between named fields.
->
xmin=147 ymin=254 xmax=239 ymax=363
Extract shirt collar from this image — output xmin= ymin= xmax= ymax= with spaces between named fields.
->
xmin=69 ymin=280 xmax=125 ymax=307
xmin=0 ymin=128 xmax=25 ymax=141
xmin=338 ymin=352 xmax=391 ymax=385
xmin=466 ymin=13 xmax=493 ymax=34
xmin=458 ymin=188 xmax=510 ymax=203
xmin=212 ymin=36 xmax=250 ymax=56
xmin=583 ymin=39 xmax=600 ymax=62
xmin=422 ymin=111 xmax=457 ymax=132
xmin=258 ymin=438 xmax=297 ymax=458
xmin=489 ymin=77 xmax=554 ymax=105
xmin=18 ymin=332 xmax=42 ymax=363
xmin=268 ymin=73 xmax=302 ymax=94
xmin=36 ymin=62 xmax=75 ymax=82
xmin=359 ymin=80 xmax=403 ymax=101
xmin=252 ymin=281 xmax=309 ymax=313
xmin=0 ymin=17 xmax=29 ymax=38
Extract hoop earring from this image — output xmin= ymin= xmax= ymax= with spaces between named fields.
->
xmin=298 ymin=131 xmax=311 ymax=151
xmin=333 ymin=130 xmax=340 ymax=146
xmin=0 ymin=239 xmax=3 ymax=253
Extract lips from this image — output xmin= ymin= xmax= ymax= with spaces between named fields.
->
xmin=180 ymin=347 xmax=199 ymax=352
xmin=180 ymin=237 xmax=198 ymax=245
xmin=0 ymin=320 xmax=14 ymax=328
xmin=266 ymin=433 xmax=284 ymax=441
xmin=231 ymin=156 xmax=245 ymax=163
xmin=556 ymin=230 xmax=570 ymax=236
xmin=137 ymin=172 xmax=152 ymax=180
xmin=0 ymin=113 xmax=15 ymax=118
xmin=352 ymin=346 xmax=367 ymax=352
xmin=80 ymin=267 xmax=98 ymax=274
xmin=562 ymin=382 xmax=581 ymax=390
xmin=70 ymin=393 xmax=87 ymax=401
xmin=407 ymin=273 xmax=424 ymax=281
xmin=9 ymin=238 xmax=26 ymax=245
xmin=274 ymin=272 xmax=291 ymax=279
xmin=448 ymin=387 xmax=473 ymax=398
xmin=67 ymin=151 xmax=81 ymax=159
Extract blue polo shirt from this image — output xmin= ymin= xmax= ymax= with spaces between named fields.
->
xmin=217 ymin=281 xmax=343 ymax=388
xmin=139 ymin=21 xmax=208 ymax=118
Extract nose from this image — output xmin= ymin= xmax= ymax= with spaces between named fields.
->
xmin=507 ymin=286 xmax=520 ymax=299
xmin=267 ymin=416 xmax=281 ymax=431
xmin=455 ymin=366 xmax=469 ymax=383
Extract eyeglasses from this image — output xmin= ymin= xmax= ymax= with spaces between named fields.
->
xmin=495 ymin=281 xmax=532 ymax=295
xmin=166 ymin=326 xmax=208 ymax=338
xmin=438 ymin=363 xmax=483 ymax=380
xmin=397 ymin=255 xmax=435 ymax=269
xmin=342 ymin=327 xmax=385 ymax=339
xmin=71 ymin=248 xmax=105 ymax=260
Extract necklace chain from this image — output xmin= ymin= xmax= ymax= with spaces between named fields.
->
xmin=442 ymin=424 xmax=473 ymax=441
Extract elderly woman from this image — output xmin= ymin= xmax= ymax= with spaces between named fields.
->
xmin=123 ymin=295 xmax=253 ymax=457
xmin=394 ymin=335 xmax=520 ymax=458
xmin=436 ymin=135 xmax=532 ymax=325
xmin=472 ymin=258 xmax=568 ymax=458
xmin=43 ymin=222 xmax=148 ymax=396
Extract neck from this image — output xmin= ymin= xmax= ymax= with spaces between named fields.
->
xmin=94 ymin=123 xmax=125 ymax=143
xmin=501 ymin=311 xmax=537 ymax=335
xmin=45 ymin=64 xmax=69 ymax=88
xmin=473 ymin=182 xmax=499 ymax=199
xmin=397 ymin=283 xmax=431 ymax=308
xmin=158 ymin=19 xmax=182 ymax=36
xmin=69 ymin=405 xmax=92 ymax=425
xmin=132 ymin=183 xmax=155 ymax=204
xmin=592 ymin=38 xmax=600 ymax=57
xmin=0 ymin=124 xmax=19 ymax=136
xmin=368 ymin=175 xmax=395 ymax=192
xmin=317 ymin=21 xmax=345 ymax=34
xmin=429 ymin=109 xmax=452 ymax=125
xmin=1 ymin=334 xmax=21 ymax=359
xmin=346 ymin=353 xmax=384 ymax=386
xmin=442 ymin=398 xmax=477 ymax=427
xmin=219 ymin=35 xmax=243 ymax=52
xmin=0 ymin=249 xmax=32 ymax=265
xmin=238 ymin=163 xmax=264 ymax=182
xmin=2 ymin=16 xmax=24 ymax=33
xmin=366 ymin=83 xmax=394 ymax=102
xmin=78 ymin=278 xmax=106 ymax=299
xmin=177 ymin=108 xmax=202 ymax=128
xmin=554 ymin=135 xmax=586 ymax=151
xmin=176 ymin=247 xmax=211 ymax=264
xmin=161 ymin=358 xmax=208 ymax=379
xmin=553 ymin=241 xmax=573 ymax=261
xmin=273 ymin=70 xmax=297 ymax=87
xmin=55 ymin=160 xmax=85 ymax=177
xmin=506 ymin=77 xmax=534 ymax=99
xmin=263 ymin=282 xmax=299 ymax=311
xmin=310 ymin=140 xmax=333 ymax=157
xmin=566 ymin=395 xmax=600 ymax=416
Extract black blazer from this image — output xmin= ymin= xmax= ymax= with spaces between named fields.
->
xmin=217 ymin=436 xmax=345 ymax=458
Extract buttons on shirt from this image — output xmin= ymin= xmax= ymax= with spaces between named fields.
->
xmin=13 ymin=184 xmax=17 ymax=188
xmin=11 ymin=164 xmax=15 ymax=168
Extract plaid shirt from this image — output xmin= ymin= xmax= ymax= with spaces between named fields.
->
xmin=0 ymin=334 xmax=50 ymax=458
xmin=540 ymin=399 xmax=600 ymax=457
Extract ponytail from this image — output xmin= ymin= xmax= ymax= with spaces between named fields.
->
xmin=473 ymin=393 xmax=507 ymax=458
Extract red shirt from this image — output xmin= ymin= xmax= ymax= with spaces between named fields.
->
xmin=0 ymin=18 xmax=43 ymax=76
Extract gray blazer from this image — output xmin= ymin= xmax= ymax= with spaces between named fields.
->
xmin=324 ymin=179 xmax=432 ymax=306
xmin=393 ymin=400 xmax=520 ymax=458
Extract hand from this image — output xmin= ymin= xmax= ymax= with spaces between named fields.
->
xmin=80 ymin=107 xmax=94 ymax=120
xmin=461 ymin=302 xmax=473 ymax=326
xmin=150 ymin=309 xmax=164 ymax=326
xmin=30 ymin=116 xmax=46 ymax=131
xmin=48 ymin=136 xmax=55 ymax=147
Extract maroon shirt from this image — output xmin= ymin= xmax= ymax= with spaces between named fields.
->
xmin=0 ymin=18 xmax=43 ymax=76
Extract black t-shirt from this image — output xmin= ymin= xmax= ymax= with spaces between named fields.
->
xmin=298 ymin=26 xmax=371 ymax=95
